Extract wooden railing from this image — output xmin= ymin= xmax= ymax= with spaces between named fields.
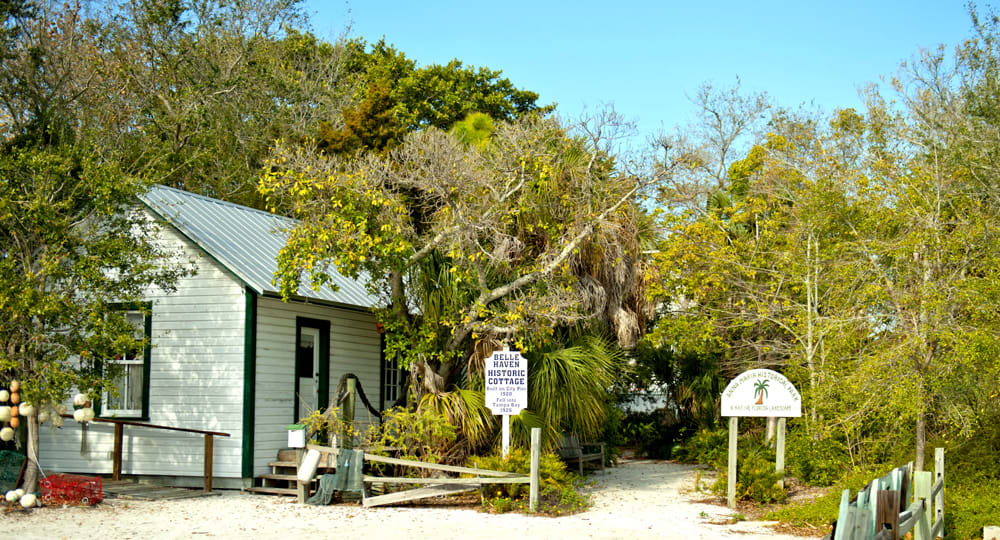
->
xmin=62 ymin=415 xmax=230 ymax=492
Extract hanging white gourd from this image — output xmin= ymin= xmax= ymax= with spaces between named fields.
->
xmin=0 ymin=390 xmax=8 ymax=402
xmin=0 ymin=406 xmax=10 ymax=422
xmin=19 ymin=402 xmax=34 ymax=417
xmin=0 ymin=427 xmax=13 ymax=442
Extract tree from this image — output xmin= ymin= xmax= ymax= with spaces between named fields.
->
xmin=318 ymin=38 xmax=553 ymax=155
xmin=261 ymin=112 xmax=650 ymax=445
xmin=0 ymin=147 xmax=186 ymax=491
xmin=0 ymin=0 xmax=351 ymax=209
xmin=89 ymin=0 xmax=347 ymax=208
xmin=0 ymin=0 xmax=188 ymax=491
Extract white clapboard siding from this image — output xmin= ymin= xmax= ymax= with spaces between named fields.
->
xmin=39 ymin=219 xmax=247 ymax=479
xmin=253 ymin=296 xmax=381 ymax=475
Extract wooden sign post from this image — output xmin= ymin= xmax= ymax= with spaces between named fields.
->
xmin=720 ymin=369 xmax=801 ymax=508
xmin=485 ymin=347 xmax=528 ymax=458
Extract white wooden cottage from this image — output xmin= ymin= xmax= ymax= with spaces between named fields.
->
xmin=38 ymin=185 xmax=399 ymax=489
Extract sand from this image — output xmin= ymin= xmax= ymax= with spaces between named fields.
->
xmin=6 ymin=459 xmax=822 ymax=539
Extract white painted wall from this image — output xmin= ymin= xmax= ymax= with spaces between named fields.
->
xmin=253 ymin=297 xmax=381 ymax=475
xmin=39 ymin=216 xmax=246 ymax=480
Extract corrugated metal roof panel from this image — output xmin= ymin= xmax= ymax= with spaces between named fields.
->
xmin=140 ymin=185 xmax=378 ymax=309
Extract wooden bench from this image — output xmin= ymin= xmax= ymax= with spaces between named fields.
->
xmin=557 ymin=434 xmax=605 ymax=475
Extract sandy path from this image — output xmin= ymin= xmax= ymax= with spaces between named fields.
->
xmin=7 ymin=460 xmax=820 ymax=539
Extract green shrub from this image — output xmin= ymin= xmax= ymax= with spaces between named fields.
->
xmin=467 ymin=448 xmax=590 ymax=515
xmin=785 ymin=430 xmax=851 ymax=487
xmin=946 ymin=472 xmax=1000 ymax=540
xmin=712 ymin=451 xmax=786 ymax=503
xmin=620 ymin=409 xmax=687 ymax=459
xmin=601 ymin=403 xmax=626 ymax=463
xmin=365 ymin=406 xmax=458 ymax=464
xmin=674 ymin=427 xmax=729 ymax=466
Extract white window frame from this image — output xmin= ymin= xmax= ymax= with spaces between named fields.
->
xmin=102 ymin=308 xmax=150 ymax=419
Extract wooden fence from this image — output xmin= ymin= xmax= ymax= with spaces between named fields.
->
xmin=296 ymin=427 xmax=541 ymax=510
xmin=834 ymin=447 xmax=944 ymax=540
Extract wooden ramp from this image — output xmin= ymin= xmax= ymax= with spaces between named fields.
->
xmin=102 ymin=480 xmax=220 ymax=501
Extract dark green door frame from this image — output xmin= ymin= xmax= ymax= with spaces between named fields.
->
xmin=241 ymin=288 xmax=258 ymax=480
xmin=294 ymin=317 xmax=330 ymax=423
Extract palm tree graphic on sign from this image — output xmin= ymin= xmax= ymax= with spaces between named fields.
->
xmin=753 ymin=379 xmax=769 ymax=405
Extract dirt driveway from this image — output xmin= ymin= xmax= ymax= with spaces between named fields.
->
xmin=7 ymin=459 xmax=822 ymax=539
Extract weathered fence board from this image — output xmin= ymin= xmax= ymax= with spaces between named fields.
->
xmin=362 ymin=483 xmax=479 ymax=507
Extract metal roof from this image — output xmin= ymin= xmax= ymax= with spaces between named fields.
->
xmin=140 ymin=185 xmax=378 ymax=309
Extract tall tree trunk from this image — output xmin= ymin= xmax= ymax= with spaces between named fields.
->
xmin=23 ymin=415 xmax=41 ymax=493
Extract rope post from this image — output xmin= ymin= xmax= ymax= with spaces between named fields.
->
xmin=343 ymin=377 xmax=356 ymax=449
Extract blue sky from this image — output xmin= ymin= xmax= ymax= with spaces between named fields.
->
xmin=303 ymin=1 xmax=974 ymax=142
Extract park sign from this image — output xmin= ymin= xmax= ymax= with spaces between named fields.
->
xmin=721 ymin=368 xmax=801 ymax=418
xmin=485 ymin=349 xmax=528 ymax=415
xmin=721 ymin=368 xmax=800 ymax=508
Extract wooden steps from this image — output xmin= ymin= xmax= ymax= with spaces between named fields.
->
xmin=250 ymin=449 xmax=333 ymax=497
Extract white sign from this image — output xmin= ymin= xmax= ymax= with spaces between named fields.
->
xmin=721 ymin=368 xmax=801 ymax=417
xmin=485 ymin=350 xmax=528 ymax=415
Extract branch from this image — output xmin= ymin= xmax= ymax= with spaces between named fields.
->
xmin=445 ymin=182 xmax=639 ymax=350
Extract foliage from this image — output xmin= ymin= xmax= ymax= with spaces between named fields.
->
xmin=0 ymin=145 xmax=187 ymax=489
xmin=1 ymin=0 xmax=344 ymax=209
xmin=650 ymin=41 xmax=1000 ymax=471
xmin=319 ymin=38 xmax=551 ymax=155
xmin=450 ymin=112 xmax=496 ymax=148
xmin=673 ymin=428 xmax=729 ymax=467
xmin=598 ymin=402 xmax=626 ymax=463
xmin=365 ymin=406 xmax=459 ymax=465
xmin=296 ymin=406 xmax=364 ymax=448
xmin=0 ymin=146 xmax=184 ymax=401
xmin=711 ymin=448 xmax=786 ymax=504
xmin=525 ymin=335 xmax=626 ymax=441
xmin=946 ymin=472 xmax=1000 ymax=540
xmin=784 ymin=427 xmax=850 ymax=487
xmin=468 ymin=447 xmax=590 ymax=515
xmin=619 ymin=409 xmax=685 ymax=459
xmin=262 ymin=113 xmax=650 ymax=409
